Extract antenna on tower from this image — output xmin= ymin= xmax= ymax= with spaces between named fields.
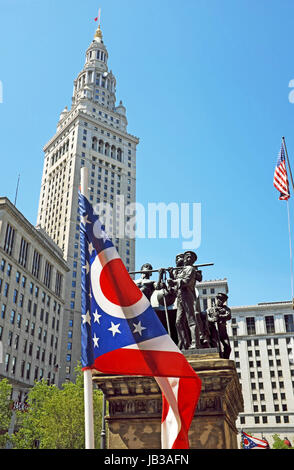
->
xmin=14 ymin=174 xmax=20 ymax=207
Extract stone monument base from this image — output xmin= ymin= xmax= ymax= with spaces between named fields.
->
xmin=92 ymin=351 xmax=243 ymax=449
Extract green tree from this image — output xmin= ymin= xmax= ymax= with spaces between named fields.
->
xmin=10 ymin=366 xmax=103 ymax=449
xmin=272 ymin=434 xmax=293 ymax=449
xmin=0 ymin=378 xmax=13 ymax=448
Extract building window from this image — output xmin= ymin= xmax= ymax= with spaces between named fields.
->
xmin=10 ymin=310 xmax=15 ymax=324
xmin=265 ymin=316 xmax=275 ymax=334
xmin=55 ymin=272 xmax=63 ymax=297
xmin=32 ymin=250 xmax=42 ymax=279
xmin=4 ymin=223 xmax=15 ymax=255
xmin=19 ymin=237 xmax=29 ymax=268
xmin=43 ymin=261 xmax=52 ymax=289
xmin=285 ymin=314 xmax=294 ymax=332
xmin=13 ymin=289 xmax=18 ymax=304
xmin=246 ymin=317 xmax=256 ymax=335
xmin=26 ymin=363 xmax=31 ymax=380
xmin=5 ymin=353 xmax=10 ymax=372
xmin=4 ymin=282 xmax=9 ymax=297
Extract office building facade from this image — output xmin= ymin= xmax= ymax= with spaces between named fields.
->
xmin=0 ymin=197 xmax=68 ymax=405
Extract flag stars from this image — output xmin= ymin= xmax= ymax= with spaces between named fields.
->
xmin=133 ymin=321 xmax=147 ymax=336
xmin=83 ymin=260 xmax=90 ymax=275
xmin=92 ymin=333 xmax=99 ymax=348
xmin=81 ymin=213 xmax=91 ymax=226
xmin=108 ymin=322 xmax=121 ymax=337
xmin=93 ymin=310 xmax=102 ymax=324
xmin=88 ymin=241 xmax=95 ymax=256
xmin=82 ymin=311 xmax=91 ymax=325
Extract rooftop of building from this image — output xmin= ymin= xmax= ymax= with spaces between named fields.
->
xmin=0 ymin=197 xmax=69 ymax=271
xmin=231 ymin=300 xmax=293 ymax=311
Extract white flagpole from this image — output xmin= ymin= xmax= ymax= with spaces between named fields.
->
xmin=287 ymin=200 xmax=294 ymax=302
xmin=282 ymin=138 xmax=294 ymax=307
xmin=81 ymin=166 xmax=95 ymax=449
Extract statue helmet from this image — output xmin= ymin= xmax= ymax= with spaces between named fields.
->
xmin=183 ymin=251 xmax=197 ymax=263
xmin=216 ymin=292 xmax=228 ymax=302
xmin=141 ymin=263 xmax=153 ymax=271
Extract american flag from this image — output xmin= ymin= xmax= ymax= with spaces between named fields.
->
xmin=273 ymin=143 xmax=290 ymax=200
xmin=241 ymin=431 xmax=269 ymax=449
xmin=79 ymin=191 xmax=201 ymax=449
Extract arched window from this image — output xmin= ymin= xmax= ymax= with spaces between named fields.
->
xmin=111 ymin=145 xmax=116 ymax=159
xmin=104 ymin=143 xmax=110 ymax=156
xmin=92 ymin=137 xmax=98 ymax=151
xmin=117 ymin=148 xmax=122 ymax=162
xmin=98 ymin=139 xmax=103 ymax=154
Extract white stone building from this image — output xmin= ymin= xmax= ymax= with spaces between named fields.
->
xmin=228 ymin=301 xmax=294 ymax=447
xmin=0 ymin=197 xmax=68 ymax=405
xmin=197 ymin=278 xmax=229 ymax=311
xmin=36 ymin=25 xmax=139 ymax=385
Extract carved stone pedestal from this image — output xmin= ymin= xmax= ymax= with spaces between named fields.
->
xmin=92 ymin=352 xmax=244 ymax=449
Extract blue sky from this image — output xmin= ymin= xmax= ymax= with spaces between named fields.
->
xmin=1 ymin=0 xmax=294 ymax=307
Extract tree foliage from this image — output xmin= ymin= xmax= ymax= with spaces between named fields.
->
xmin=10 ymin=366 xmax=103 ymax=449
xmin=0 ymin=378 xmax=13 ymax=448
xmin=272 ymin=434 xmax=293 ymax=449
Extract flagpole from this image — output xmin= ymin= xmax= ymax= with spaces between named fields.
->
xmin=287 ymin=199 xmax=294 ymax=303
xmin=282 ymin=138 xmax=294 ymax=307
xmin=81 ymin=167 xmax=95 ymax=449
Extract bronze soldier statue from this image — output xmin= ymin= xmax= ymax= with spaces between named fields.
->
xmin=207 ymin=292 xmax=231 ymax=358
xmin=167 ymin=253 xmax=191 ymax=349
xmin=168 ymin=251 xmax=204 ymax=350
xmin=135 ymin=263 xmax=164 ymax=301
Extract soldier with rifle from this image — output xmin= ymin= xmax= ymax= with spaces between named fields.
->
xmin=130 ymin=256 xmax=213 ymax=349
xmin=167 ymin=251 xmax=207 ymax=350
xmin=134 ymin=263 xmax=165 ymax=301
xmin=207 ymin=292 xmax=231 ymax=358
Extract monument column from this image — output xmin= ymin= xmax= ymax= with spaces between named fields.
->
xmin=92 ymin=351 xmax=244 ymax=449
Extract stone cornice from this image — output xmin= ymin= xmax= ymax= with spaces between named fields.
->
xmin=0 ymin=197 xmax=69 ymax=273
xmin=43 ymin=108 xmax=139 ymax=154
xmin=231 ymin=302 xmax=292 ymax=313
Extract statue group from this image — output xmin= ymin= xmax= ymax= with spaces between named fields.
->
xmin=135 ymin=251 xmax=231 ymax=359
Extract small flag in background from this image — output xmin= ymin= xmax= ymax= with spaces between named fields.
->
xmin=241 ymin=431 xmax=270 ymax=449
xmin=79 ymin=192 xmax=202 ymax=449
xmin=274 ymin=143 xmax=290 ymax=200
